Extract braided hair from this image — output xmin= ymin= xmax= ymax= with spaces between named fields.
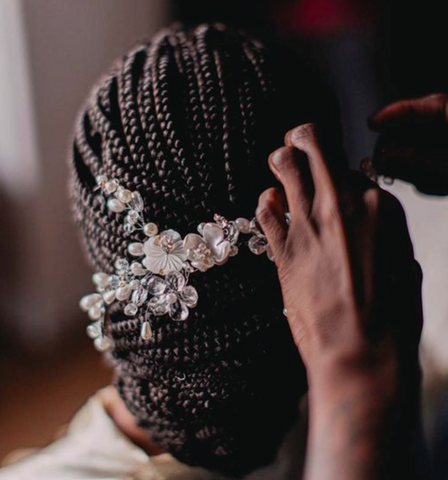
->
xmin=69 ymin=24 xmax=343 ymax=478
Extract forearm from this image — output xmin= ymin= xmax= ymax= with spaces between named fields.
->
xmin=304 ymin=362 xmax=424 ymax=480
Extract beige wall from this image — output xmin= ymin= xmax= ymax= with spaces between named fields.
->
xmin=0 ymin=0 xmax=169 ymax=352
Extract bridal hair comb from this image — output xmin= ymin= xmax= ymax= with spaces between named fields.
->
xmin=80 ymin=175 xmax=289 ymax=351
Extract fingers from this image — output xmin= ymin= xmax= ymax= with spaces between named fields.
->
xmin=284 ymin=123 xmax=339 ymax=220
xmin=256 ymin=187 xmax=288 ymax=256
xmin=268 ymin=146 xmax=314 ymax=220
xmin=368 ymin=93 xmax=448 ymax=131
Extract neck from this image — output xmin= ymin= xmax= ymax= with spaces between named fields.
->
xmin=104 ymin=391 xmax=167 ymax=456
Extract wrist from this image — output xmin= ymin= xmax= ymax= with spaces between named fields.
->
xmin=307 ymin=346 xmax=401 ymax=403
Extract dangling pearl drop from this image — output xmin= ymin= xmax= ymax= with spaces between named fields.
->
xmin=140 ymin=321 xmax=153 ymax=341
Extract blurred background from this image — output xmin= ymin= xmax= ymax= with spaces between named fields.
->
xmin=1 ymin=0 xmax=448 ymax=475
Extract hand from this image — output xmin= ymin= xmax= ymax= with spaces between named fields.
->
xmin=256 ymin=123 xmax=425 ymax=480
xmin=368 ymin=93 xmax=448 ymax=195
xmin=256 ymin=123 xmax=422 ymax=382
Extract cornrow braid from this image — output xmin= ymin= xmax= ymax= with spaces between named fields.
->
xmin=69 ymin=24 xmax=343 ymax=478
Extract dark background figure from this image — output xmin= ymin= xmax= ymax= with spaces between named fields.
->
xmin=173 ymin=0 xmax=448 ymax=170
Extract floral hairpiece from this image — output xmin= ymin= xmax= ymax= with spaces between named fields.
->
xmin=80 ymin=175 xmax=287 ymax=352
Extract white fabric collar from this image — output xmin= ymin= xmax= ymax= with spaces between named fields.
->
xmin=0 ymin=386 xmax=306 ymax=480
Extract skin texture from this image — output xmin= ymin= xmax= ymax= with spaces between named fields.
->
xmin=256 ymin=123 xmax=423 ymax=480
xmin=107 ymin=120 xmax=425 ymax=479
xmin=369 ymin=93 xmax=448 ymax=195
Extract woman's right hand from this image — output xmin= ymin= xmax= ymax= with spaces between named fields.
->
xmin=368 ymin=93 xmax=448 ymax=195
xmin=256 ymin=123 xmax=422 ymax=380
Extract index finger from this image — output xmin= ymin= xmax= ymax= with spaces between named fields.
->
xmin=368 ymin=94 xmax=448 ymax=131
xmin=285 ymin=123 xmax=339 ymax=215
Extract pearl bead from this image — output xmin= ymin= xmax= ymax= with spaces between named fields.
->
xmin=166 ymin=293 xmax=177 ymax=304
xmin=105 ymin=180 xmax=118 ymax=194
xmin=236 ymin=217 xmax=251 ymax=234
xmin=140 ymin=321 xmax=153 ymax=340
xmin=92 ymin=272 xmax=109 ymax=288
xmin=94 ymin=336 xmax=111 ymax=352
xmin=117 ymin=189 xmax=133 ymax=203
xmin=124 ymin=303 xmax=138 ymax=316
xmin=143 ymin=222 xmax=158 ymax=237
xmin=128 ymin=242 xmax=144 ymax=256
xmin=102 ymin=290 xmax=116 ymax=305
xmin=88 ymin=304 xmax=103 ymax=320
xmin=131 ymin=262 xmax=147 ymax=276
xmin=107 ymin=198 xmax=126 ymax=213
xmin=129 ymin=279 xmax=140 ymax=290
xmin=116 ymin=285 xmax=132 ymax=301
xmin=86 ymin=322 xmax=101 ymax=339
xmin=96 ymin=175 xmax=108 ymax=187
xmin=79 ymin=293 xmax=102 ymax=312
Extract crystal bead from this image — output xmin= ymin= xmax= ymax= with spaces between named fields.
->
xmin=105 ymin=180 xmax=119 ymax=194
xmin=108 ymin=198 xmax=126 ymax=213
xmin=79 ymin=293 xmax=102 ymax=312
xmin=94 ymin=335 xmax=112 ymax=352
xmin=236 ymin=217 xmax=251 ymax=233
xmin=285 ymin=212 xmax=291 ymax=226
xmin=96 ymin=175 xmax=108 ymax=187
xmin=117 ymin=189 xmax=132 ymax=203
xmin=166 ymin=293 xmax=178 ymax=304
xmin=165 ymin=271 xmax=186 ymax=292
xmin=102 ymin=290 xmax=116 ymax=305
xmin=124 ymin=223 xmax=135 ymax=233
xmin=222 ymin=222 xmax=239 ymax=244
xmin=131 ymin=262 xmax=147 ymax=276
xmin=116 ymin=285 xmax=132 ymax=301
xmin=266 ymin=245 xmax=274 ymax=262
xmin=229 ymin=245 xmax=239 ymax=257
xmin=140 ymin=321 xmax=153 ymax=340
xmin=108 ymin=275 xmax=120 ymax=289
xmin=248 ymin=235 xmax=268 ymax=255
xmin=124 ymin=303 xmax=138 ymax=316
xmin=88 ymin=304 xmax=103 ymax=320
xmin=92 ymin=272 xmax=109 ymax=288
xmin=143 ymin=222 xmax=158 ymax=237
xmin=283 ymin=308 xmax=288 ymax=317
xmin=128 ymin=242 xmax=144 ymax=257
xmin=249 ymin=217 xmax=264 ymax=236
xmin=149 ymin=295 xmax=170 ymax=315
xmin=130 ymin=191 xmax=144 ymax=212
xmin=115 ymin=258 xmax=129 ymax=272
xmin=180 ymin=285 xmax=198 ymax=308
xmin=169 ymin=300 xmax=189 ymax=322
xmin=86 ymin=321 xmax=101 ymax=339
xmin=126 ymin=210 xmax=140 ymax=225
xmin=132 ymin=286 xmax=148 ymax=306
xmin=147 ymin=276 xmax=167 ymax=295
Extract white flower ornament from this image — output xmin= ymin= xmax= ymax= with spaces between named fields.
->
xmin=80 ymin=174 xmax=288 ymax=351
xmin=143 ymin=230 xmax=187 ymax=274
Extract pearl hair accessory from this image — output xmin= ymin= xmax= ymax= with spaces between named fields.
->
xmin=80 ymin=175 xmax=286 ymax=352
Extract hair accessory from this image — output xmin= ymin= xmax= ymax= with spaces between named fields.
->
xmin=80 ymin=175 xmax=288 ymax=351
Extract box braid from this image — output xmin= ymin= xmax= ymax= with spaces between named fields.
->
xmin=69 ymin=24 xmax=344 ymax=478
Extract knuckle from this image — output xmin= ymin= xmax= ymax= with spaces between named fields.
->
xmin=426 ymin=92 xmax=445 ymax=103
xmin=363 ymin=187 xmax=381 ymax=210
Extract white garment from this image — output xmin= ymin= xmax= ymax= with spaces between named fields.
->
xmin=383 ymin=179 xmax=448 ymax=376
xmin=0 ymin=387 xmax=306 ymax=480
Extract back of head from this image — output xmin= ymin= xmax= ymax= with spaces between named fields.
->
xmin=69 ymin=24 xmax=343 ymax=478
